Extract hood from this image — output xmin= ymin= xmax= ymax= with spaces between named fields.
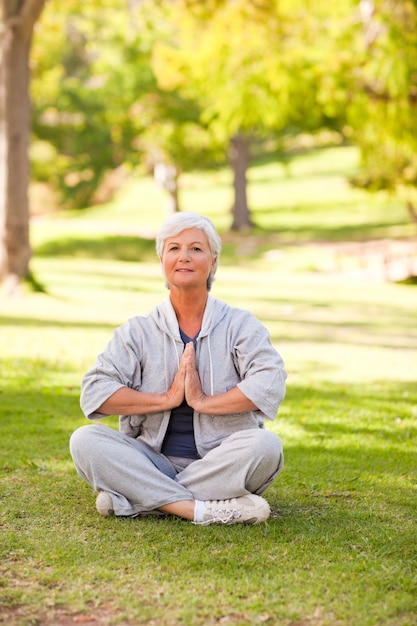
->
xmin=148 ymin=295 xmax=230 ymax=341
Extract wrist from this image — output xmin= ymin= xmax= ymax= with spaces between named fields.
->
xmin=163 ymin=391 xmax=184 ymax=411
xmin=192 ymin=393 xmax=208 ymax=413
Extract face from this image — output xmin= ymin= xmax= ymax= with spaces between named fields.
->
xmin=161 ymin=228 xmax=216 ymax=291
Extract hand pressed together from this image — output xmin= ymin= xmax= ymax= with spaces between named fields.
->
xmin=182 ymin=341 xmax=207 ymax=410
xmin=166 ymin=341 xmax=206 ymax=411
xmin=167 ymin=340 xmax=258 ymax=416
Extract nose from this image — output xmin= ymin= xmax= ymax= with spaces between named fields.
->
xmin=178 ymin=246 xmax=191 ymax=261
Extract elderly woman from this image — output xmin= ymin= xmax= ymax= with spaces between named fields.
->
xmin=70 ymin=212 xmax=286 ymax=525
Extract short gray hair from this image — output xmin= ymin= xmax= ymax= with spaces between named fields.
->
xmin=156 ymin=212 xmax=222 ymax=291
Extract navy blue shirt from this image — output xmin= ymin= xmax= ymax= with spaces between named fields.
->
xmin=161 ymin=329 xmax=199 ymax=459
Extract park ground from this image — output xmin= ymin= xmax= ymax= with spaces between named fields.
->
xmin=0 ymin=145 xmax=416 ymax=626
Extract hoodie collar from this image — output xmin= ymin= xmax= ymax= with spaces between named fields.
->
xmin=150 ymin=295 xmax=229 ymax=340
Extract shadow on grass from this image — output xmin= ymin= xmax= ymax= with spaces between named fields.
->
xmin=34 ymin=231 xmax=275 ymax=266
xmin=249 ymin=215 xmax=410 ymax=244
xmin=35 ymin=235 xmax=157 ymax=263
xmin=0 ymin=387 xmax=82 ymax=471
xmin=397 ymin=275 xmax=417 ymax=285
xmin=1 ymin=375 xmax=415 ymax=485
xmin=33 ymin=219 xmax=411 ymax=272
xmin=1 ymin=375 xmax=415 ymax=625
xmin=281 ymin=381 xmax=417 ymax=438
xmin=0 ymin=315 xmax=117 ymax=331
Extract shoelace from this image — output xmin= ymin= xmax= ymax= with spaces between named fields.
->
xmin=199 ymin=507 xmax=242 ymax=525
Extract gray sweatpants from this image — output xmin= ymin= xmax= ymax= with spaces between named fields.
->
xmin=69 ymin=424 xmax=284 ymax=517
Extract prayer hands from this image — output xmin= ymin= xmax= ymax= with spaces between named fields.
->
xmin=182 ymin=341 xmax=206 ymax=409
xmin=165 ymin=341 xmax=205 ymax=411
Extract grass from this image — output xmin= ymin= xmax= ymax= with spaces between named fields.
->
xmin=1 ymin=145 xmax=417 ymax=626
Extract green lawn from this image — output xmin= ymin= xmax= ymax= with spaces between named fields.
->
xmin=1 ymin=146 xmax=416 ymax=626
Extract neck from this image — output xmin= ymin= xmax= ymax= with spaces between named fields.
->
xmin=170 ymin=290 xmax=208 ymax=336
xmin=170 ymin=289 xmax=207 ymax=314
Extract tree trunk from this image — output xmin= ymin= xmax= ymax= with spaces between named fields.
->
xmin=359 ymin=0 xmax=379 ymax=47
xmin=229 ymin=133 xmax=252 ymax=231
xmin=407 ymin=201 xmax=417 ymax=224
xmin=154 ymin=162 xmax=180 ymax=214
xmin=164 ymin=182 xmax=179 ymax=214
xmin=0 ymin=0 xmax=46 ymax=294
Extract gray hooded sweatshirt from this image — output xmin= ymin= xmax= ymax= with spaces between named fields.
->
xmin=80 ymin=295 xmax=286 ymax=458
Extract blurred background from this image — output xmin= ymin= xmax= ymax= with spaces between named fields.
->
xmin=1 ymin=0 xmax=417 ymax=292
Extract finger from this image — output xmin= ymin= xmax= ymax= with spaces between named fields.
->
xmin=183 ymin=342 xmax=195 ymax=366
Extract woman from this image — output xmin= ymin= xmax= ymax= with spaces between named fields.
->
xmin=70 ymin=212 xmax=287 ymax=525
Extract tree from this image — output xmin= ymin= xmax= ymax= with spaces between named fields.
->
xmin=153 ymin=0 xmax=351 ymax=230
xmin=30 ymin=0 xmax=217 ymax=215
xmin=346 ymin=0 xmax=417 ymax=217
xmin=31 ymin=0 xmax=157 ymax=210
xmin=110 ymin=1 xmax=225 ymax=215
xmin=0 ymin=0 xmax=46 ymax=293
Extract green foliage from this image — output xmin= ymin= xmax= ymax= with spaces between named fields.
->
xmin=347 ymin=0 xmax=417 ymax=192
xmin=30 ymin=0 xmax=221 ymax=209
xmin=154 ymin=1 xmax=318 ymax=139
xmin=29 ymin=0 xmax=417 ymax=214
xmin=31 ymin=1 xmax=157 ymax=208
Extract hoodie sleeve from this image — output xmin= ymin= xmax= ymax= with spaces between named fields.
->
xmin=80 ymin=321 xmax=143 ymax=419
xmin=233 ymin=313 xmax=287 ymax=420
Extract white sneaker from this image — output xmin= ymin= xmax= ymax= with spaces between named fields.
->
xmin=195 ymin=494 xmax=270 ymax=526
xmin=96 ymin=491 xmax=114 ymax=516
xmin=95 ymin=491 xmax=166 ymax=518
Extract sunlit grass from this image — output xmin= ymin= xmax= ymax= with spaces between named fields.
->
xmin=1 ymin=145 xmax=416 ymax=625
